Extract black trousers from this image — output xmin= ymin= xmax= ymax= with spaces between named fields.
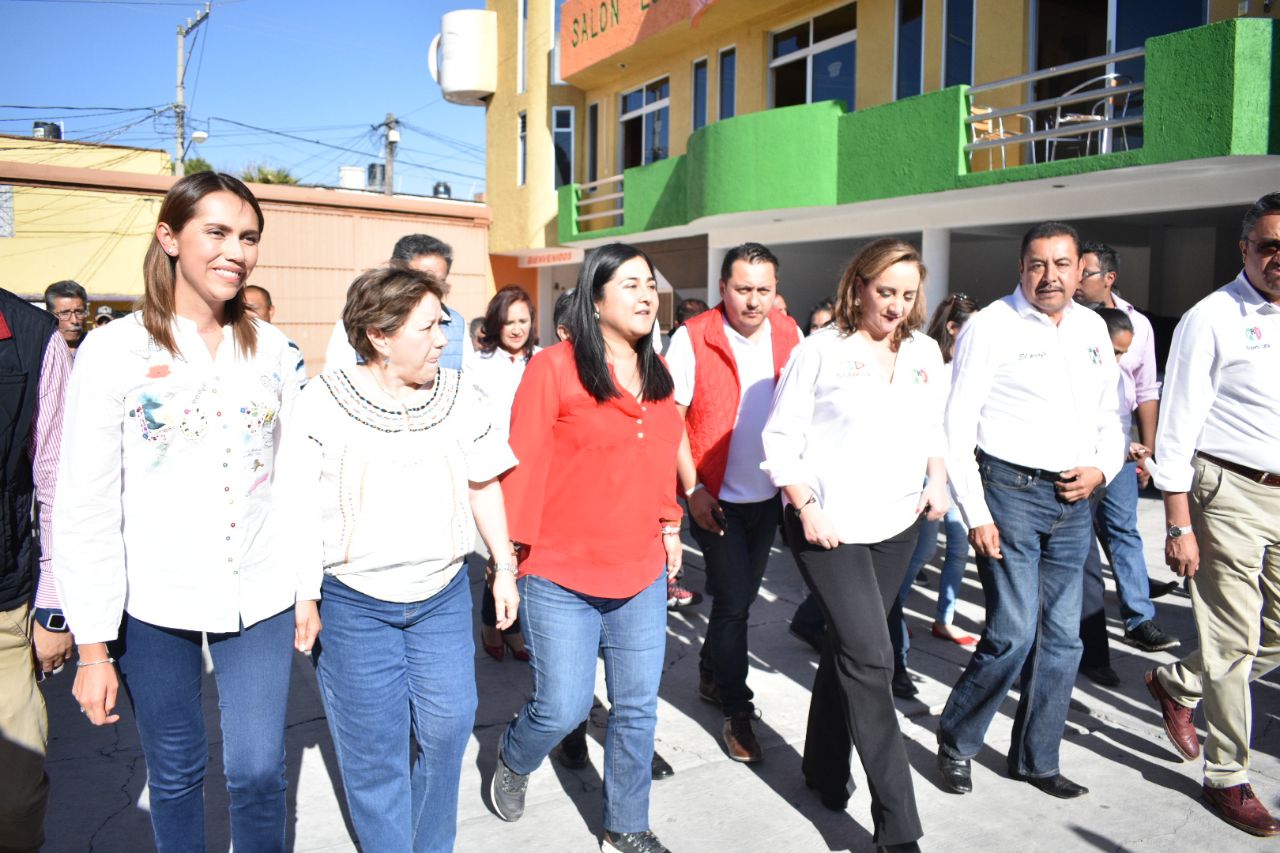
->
xmin=786 ymin=512 xmax=923 ymax=847
xmin=691 ymin=496 xmax=781 ymax=716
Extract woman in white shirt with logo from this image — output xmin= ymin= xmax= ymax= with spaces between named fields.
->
xmin=55 ymin=172 xmax=309 ymax=853
xmin=465 ymin=284 xmax=539 ymax=660
xmin=762 ymin=238 xmax=947 ymax=853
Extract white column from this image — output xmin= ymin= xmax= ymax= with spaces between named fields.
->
xmin=706 ymin=246 xmax=728 ymax=307
xmin=920 ymin=228 xmax=952 ymax=318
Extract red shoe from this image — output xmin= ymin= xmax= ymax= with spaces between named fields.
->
xmin=1202 ymin=783 xmax=1280 ymax=837
xmin=1145 ymin=669 xmax=1200 ymax=761
xmin=666 ymin=578 xmax=702 ymax=609
xmin=932 ymin=622 xmax=978 ymax=646
xmin=504 ymin=634 xmax=531 ymax=662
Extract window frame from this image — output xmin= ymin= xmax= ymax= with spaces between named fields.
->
xmin=552 ymin=105 xmax=575 ymax=188
xmin=517 ymin=110 xmax=527 ymax=187
xmin=618 ymin=75 xmax=672 ymax=168
xmin=586 ymin=101 xmax=599 ymax=184
xmin=692 ymin=56 xmax=709 ymax=132
xmin=893 ymin=0 xmax=926 ymax=101
xmin=767 ymin=4 xmax=858 ymax=109
xmin=940 ymin=0 xmax=976 ymax=89
xmin=718 ymin=46 xmax=737 ymax=120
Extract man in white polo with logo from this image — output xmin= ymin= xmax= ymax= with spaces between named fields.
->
xmin=1145 ymin=192 xmax=1280 ymax=837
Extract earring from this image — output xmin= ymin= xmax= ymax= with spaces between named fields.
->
xmin=854 ymin=297 xmax=861 ymax=307
xmin=593 ymin=310 xmax=601 ymax=321
xmin=383 ymin=356 xmax=390 ymax=367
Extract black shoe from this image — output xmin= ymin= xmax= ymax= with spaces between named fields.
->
xmin=650 ymin=751 xmax=674 ymax=780
xmin=698 ymin=673 xmax=721 ymax=706
xmin=936 ymin=749 xmax=972 ymax=794
xmin=1080 ymin=664 xmax=1121 ymax=687
xmin=490 ymin=747 xmax=529 ymax=822
xmin=1149 ymin=579 xmax=1180 ymax=600
xmin=892 ymin=668 xmax=919 ymax=699
xmin=555 ymin=722 xmax=589 ymax=770
xmin=789 ymin=623 xmax=824 ymax=653
xmin=1124 ymin=620 xmax=1181 ymax=653
xmin=878 ymin=844 xmax=922 ymax=853
xmin=1014 ymin=771 xmax=1089 ymax=799
xmin=601 ymin=829 xmax=670 ymax=853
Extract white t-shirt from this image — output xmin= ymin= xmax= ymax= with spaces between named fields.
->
xmin=464 ymin=346 xmax=540 ymax=440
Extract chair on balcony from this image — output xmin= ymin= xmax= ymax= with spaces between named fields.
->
xmin=969 ymin=106 xmax=1037 ymax=170
xmin=1046 ymin=74 xmax=1132 ymax=161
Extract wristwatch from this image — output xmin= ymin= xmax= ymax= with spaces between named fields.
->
xmin=1166 ymin=524 xmax=1194 ymax=539
xmin=33 ymin=607 xmax=68 ymax=632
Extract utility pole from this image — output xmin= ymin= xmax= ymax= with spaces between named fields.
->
xmin=174 ymin=2 xmax=212 ymax=176
xmin=383 ymin=112 xmax=399 ymax=195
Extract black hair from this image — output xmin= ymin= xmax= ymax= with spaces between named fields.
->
xmin=1080 ymin=240 xmax=1119 ymax=276
xmin=243 ymin=283 xmax=273 ymax=309
xmin=805 ymin=297 xmax=835 ymax=333
xmin=44 ymin=279 xmax=87 ymax=310
xmin=553 ymin=288 xmax=575 ymax=331
xmin=674 ymin=298 xmax=710 ymax=328
xmin=719 ymin=242 xmax=780 ymax=282
xmin=925 ymin=293 xmax=979 ymax=363
xmin=565 ymin=243 xmax=673 ymax=404
xmin=1093 ymin=305 xmax=1134 ymax=340
xmin=391 ymin=234 xmax=453 ymax=273
xmin=1020 ymin=221 xmax=1080 ymax=260
xmin=1241 ymin=192 xmax=1280 ymax=241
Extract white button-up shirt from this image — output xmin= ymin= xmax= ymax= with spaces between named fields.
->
xmin=946 ymin=288 xmax=1124 ymax=529
xmin=54 ymin=313 xmax=304 ymax=643
xmin=666 ymin=319 xmax=780 ymax=504
xmin=763 ymin=328 xmax=946 ymax=544
xmin=1152 ymin=272 xmax=1280 ymax=493
xmin=464 ymin=345 xmax=540 ymax=441
xmin=1113 ymin=293 xmax=1160 ymax=416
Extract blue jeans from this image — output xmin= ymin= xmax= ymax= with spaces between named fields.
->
xmin=1092 ymin=460 xmax=1155 ymax=630
xmin=938 ymin=455 xmax=1092 ymax=777
xmin=501 ymin=571 xmax=667 ymax=834
xmin=114 ymin=608 xmax=293 ymax=853
xmin=894 ymin=506 xmax=969 ymax=668
xmin=315 ymin=568 xmax=476 ymax=853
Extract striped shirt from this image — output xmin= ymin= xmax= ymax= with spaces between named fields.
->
xmin=32 ymin=332 xmax=71 ymax=608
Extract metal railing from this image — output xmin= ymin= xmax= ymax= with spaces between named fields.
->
xmin=575 ymin=173 xmax=624 ymax=229
xmin=966 ymin=47 xmax=1146 ymax=169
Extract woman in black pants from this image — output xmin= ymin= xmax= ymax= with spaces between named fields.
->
xmin=762 ymin=238 xmax=949 ymax=853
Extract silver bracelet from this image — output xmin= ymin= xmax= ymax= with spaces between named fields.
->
xmin=76 ymin=657 xmax=115 ymax=668
xmin=660 ymin=525 xmax=681 ymax=536
xmin=492 ymin=561 xmax=519 ymax=576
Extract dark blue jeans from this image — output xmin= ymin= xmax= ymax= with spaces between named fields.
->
xmin=691 ymin=496 xmax=781 ymax=716
xmin=938 ymin=455 xmax=1093 ymax=778
xmin=114 ymin=608 xmax=293 ymax=853
xmin=315 ymin=568 xmax=476 ymax=853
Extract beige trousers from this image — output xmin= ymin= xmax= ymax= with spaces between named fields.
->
xmin=1158 ymin=456 xmax=1280 ymax=788
xmin=0 ymin=603 xmax=48 ymax=852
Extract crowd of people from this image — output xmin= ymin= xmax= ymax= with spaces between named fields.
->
xmin=1 ymin=171 xmax=1277 ymax=853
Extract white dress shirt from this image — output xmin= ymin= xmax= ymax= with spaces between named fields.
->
xmin=54 ymin=313 xmax=304 ymax=643
xmin=1152 ymin=273 xmax=1280 ymax=492
xmin=666 ymin=319 xmax=779 ymax=503
xmin=1113 ymin=293 xmax=1160 ymax=415
xmin=274 ymin=367 xmax=516 ymax=604
xmin=946 ymin=288 xmax=1124 ymax=529
xmin=463 ymin=346 xmax=540 ymax=440
xmin=762 ymin=327 xmax=946 ymax=544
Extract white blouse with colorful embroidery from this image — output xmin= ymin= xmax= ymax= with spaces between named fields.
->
xmin=274 ymin=366 xmax=517 ymax=604
xmin=54 ymin=312 xmax=304 ymax=643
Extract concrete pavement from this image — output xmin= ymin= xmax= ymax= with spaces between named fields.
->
xmin=40 ymin=492 xmax=1280 ymax=852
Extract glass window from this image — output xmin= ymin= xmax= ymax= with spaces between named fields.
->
xmin=692 ymin=59 xmax=708 ymax=131
xmin=896 ymin=0 xmax=924 ymax=99
xmin=518 ymin=0 xmax=528 ymax=94
xmin=620 ymin=78 xmax=670 ymax=169
xmin=943 ymin=0 xmax=973 ymax=87
xmin=551 ymin=0 xmax=565 ymax=84
xmin=517 ymin=111 xmax=526 ymax=186
xmin=553 ymin=107 xmax=573 ymax=188
xmin=768 ymin=4 xmax=857 ymax=110
xmin=719 ymin=48 xmax=736 ymax=120
xmin=587 ymin=103 xmax=598 ymax=183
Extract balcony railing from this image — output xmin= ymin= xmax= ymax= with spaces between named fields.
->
xmin=575 ymin=173 xmax=624 ymax=230
xmin=966 ymin=47 xmax=1146 ymax=169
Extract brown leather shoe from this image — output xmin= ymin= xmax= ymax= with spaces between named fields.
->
xmin=1145 ymin=669 xmax=1200 ymax=761
xmin=1202 ymin=783 xmax=1280 ymax=837
xmin=722 ymin=712 xmax=763 ymax=763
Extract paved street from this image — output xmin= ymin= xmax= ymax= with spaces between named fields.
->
xmin=41 ymin=492 xmax=1280 ymax=852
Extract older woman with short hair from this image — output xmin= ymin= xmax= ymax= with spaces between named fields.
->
xmin=277 ymin=264 xmax=518 ymax=853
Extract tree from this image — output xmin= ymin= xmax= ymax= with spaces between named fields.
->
xmin=184 ymin=156 xmax=214 ymax=175
xmin=240 ymin=164 xmax=299 ymax=185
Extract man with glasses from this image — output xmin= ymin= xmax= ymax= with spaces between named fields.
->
xmin=42 ymin=280 xmax=88 ymax=356
xmin=1145 ymin=193 xmax=1280 ymax=837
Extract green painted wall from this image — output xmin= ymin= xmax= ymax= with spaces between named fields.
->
xmin=560 ymin=18 xmax=1278 ymax=244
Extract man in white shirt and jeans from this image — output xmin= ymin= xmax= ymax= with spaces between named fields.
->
xmin=937 ymin=222 xmax=1123 ymax=800
xmin=1144 ymin=192 xmax=1280 ymax=837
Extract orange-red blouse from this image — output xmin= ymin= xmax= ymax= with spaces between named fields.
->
xmin=501 ymin=341 xmax=683 ymax=598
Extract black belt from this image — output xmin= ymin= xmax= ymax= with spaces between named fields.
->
xmin=976 ymin=450 xmax=1065 ymax=483
xmin=1197 ymin=452 xmax=1280 ymax=487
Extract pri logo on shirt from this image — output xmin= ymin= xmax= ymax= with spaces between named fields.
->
xmin=1087 ymin=346 xmax=1102 ymax=365
xmin=1245 ymin=326 xmax=1270 ymax=351
xmin=912 ymin=368 xmax=929 ymax=384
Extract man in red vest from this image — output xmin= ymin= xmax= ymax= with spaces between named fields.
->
xmin=668 ymin=242 xmax=802 ymax=764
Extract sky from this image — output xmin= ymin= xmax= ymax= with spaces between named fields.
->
xmin=0 ymin=0 xmax=489 ymax=198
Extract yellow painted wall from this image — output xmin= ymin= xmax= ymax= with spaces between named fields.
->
xmin=0 ymin=137 xmax=171 ymax=299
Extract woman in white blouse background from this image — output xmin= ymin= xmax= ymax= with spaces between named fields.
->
xmin=54 ymin=172 xmax=309 ymax=853
xmin=762 ymin=238 xmax=947 ymax=853
xmin=464 ymin=284 xmax=539 ymax=660
xmin=277 ymin=266 xmax=519 ymax=853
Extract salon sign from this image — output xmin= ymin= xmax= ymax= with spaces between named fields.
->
xmin=560 ymin=0 xmax=720 ymax=78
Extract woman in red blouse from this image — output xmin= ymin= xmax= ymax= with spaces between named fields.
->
xmin=490 ymin=244 xmax=684 ymax=853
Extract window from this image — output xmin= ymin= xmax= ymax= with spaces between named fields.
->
xmin=692 ymin=58 xmax=709 ymax=131
xmin=620 ymin=78 xmax=670 ymax=169
xmin=718 ymin=48 xmax=736 ymax=120
xmin=896 ymin=0 xmax=924 ymax=99
xmin=769 ymin=4 xmax=857 ymax=110
xmin=517 ymin=111 xmax=527 ymax=186
xmin=517 ymin=0 xmax=528 ymax=94
xmin=551 ymin=0 xmax=566 ymax=84
xmin=553 ymin=107 xmax=574 ymax=188
xmin=942 ymin=0 xmax=974 ymax=87
xmin=586 ymin=102 xmax=599 ymax=183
